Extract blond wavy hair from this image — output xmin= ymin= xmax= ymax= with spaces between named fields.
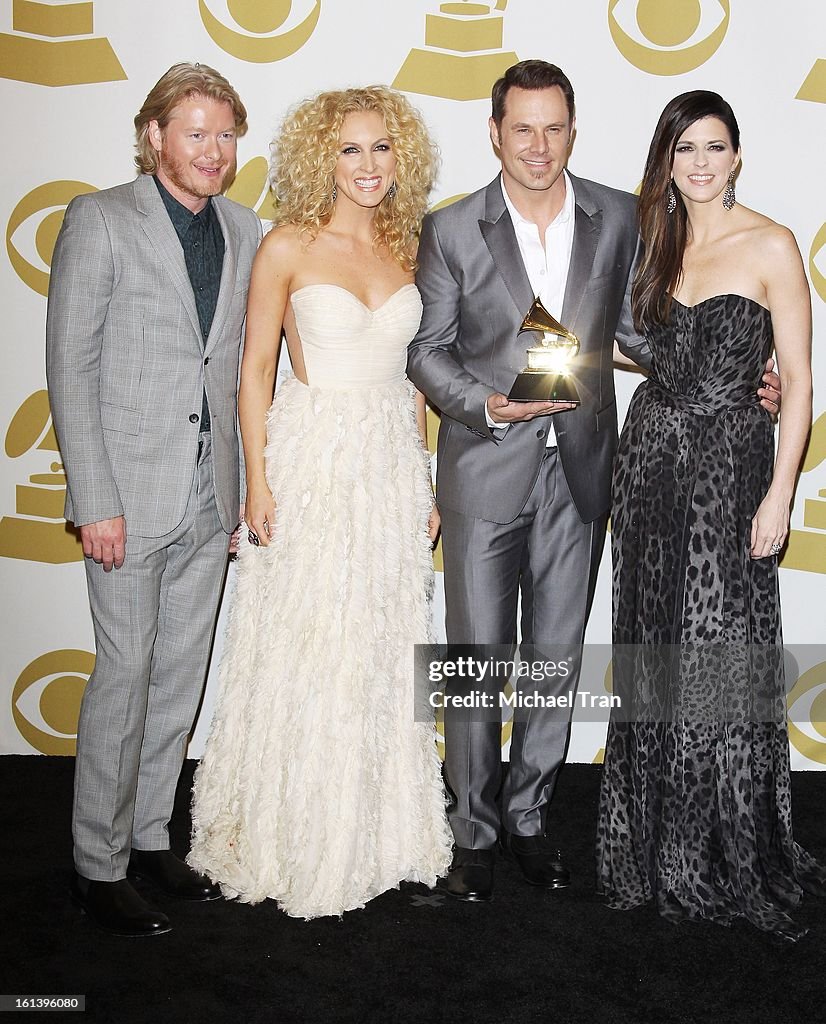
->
xmin=134 ymin=62 xmax=248 ymax=175
xmin=271 ymin=86 xmax=438 ymax=271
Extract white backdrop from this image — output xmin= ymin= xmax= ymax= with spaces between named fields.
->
xmin=1 ymin=0 xmax=824 ymax=767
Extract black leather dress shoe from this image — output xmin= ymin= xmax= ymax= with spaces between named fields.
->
xmin=128 ymin=849 xmax=221 ymax=901
xmin=71 ymin=875 xmax=171 ymax=936
xmin=501 ymin=833 xmax=570 ymax=888
xmin=442 ymin=847 xmax=495 ymax=902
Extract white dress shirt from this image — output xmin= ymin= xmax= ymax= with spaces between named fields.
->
xmin=486 ymin=170 xmax=577 ymax=447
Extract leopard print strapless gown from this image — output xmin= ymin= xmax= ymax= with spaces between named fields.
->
xmin=596 ymin=294 xmax=825 ymax=940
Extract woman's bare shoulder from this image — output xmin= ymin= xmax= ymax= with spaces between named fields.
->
xmin=256 ymin=222 xmax=307 ymax=261
xmin=738 ymin=207 xmax=795 ymax=247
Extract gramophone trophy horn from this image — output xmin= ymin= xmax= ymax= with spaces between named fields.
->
xmin=508 ymin=296 xmax=581 ymax=404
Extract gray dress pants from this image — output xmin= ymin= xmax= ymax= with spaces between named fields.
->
xmin=72 ymin=434 xmax=229 ymax=880
xmin=440 ymin=449 xmax=606 ymax=849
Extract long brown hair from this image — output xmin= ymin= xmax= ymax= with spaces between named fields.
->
xmin=632 ymin=91 xmax=740 ymax=331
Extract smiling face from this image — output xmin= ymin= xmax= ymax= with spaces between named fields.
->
xmin=671 ymin=115 xmax=740 ymax=207
xmin=489 ymin=85 xmax=573 ymax=204
xmin=149 ymin=94 xmax=237 ymax=212
xmin=333 ymin=110 xmax=397 ymax=212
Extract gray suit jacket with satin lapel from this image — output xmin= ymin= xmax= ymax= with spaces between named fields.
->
xmin=407 ymin=172 xmax=651 ymax=526
xmin=46 ymin=174 xmax=262 ymax=537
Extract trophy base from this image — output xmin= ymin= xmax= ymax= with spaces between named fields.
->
xmin=508 ymin=372 xmax=580 ymax=404
xmin=0 ymin=33 xmax=126 ymax=86
xmin=0 ymin=516 xmax=82 ymax=564
xmin=392 ymin=48 xmax=520 ymax=101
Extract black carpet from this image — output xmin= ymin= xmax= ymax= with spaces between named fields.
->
xmin=2 ymin=758 xmax=825 ymax=1024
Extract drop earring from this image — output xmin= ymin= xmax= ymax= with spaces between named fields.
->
xmin=666 ymin=180 xmax=677 ymax=214
xmin=722 ymin=169 xmax=736 ymax=211
xmin=387 ymin=182 xmax=397 ymax=199
xmin=331 ymin=182 xmax=338 ymax=202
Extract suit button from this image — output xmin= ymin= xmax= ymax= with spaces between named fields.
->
xmin=203 ymin=357 xmax=209 ymax=365
xmin=536 ymin=429 xmax=545 ymax=438
xmin=189 ymin=413 xmax=199 ymax=423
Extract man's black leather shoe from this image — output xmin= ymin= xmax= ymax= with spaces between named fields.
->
xmin=501 ymin=833 xmax=570 ymax=888
xmin=442 ymin=847 xmax=494 ymax=902
xmin=71 ymin=875 xmax=171 ymax=936
xmin=128 ymin=849 xmax=221 ymax=901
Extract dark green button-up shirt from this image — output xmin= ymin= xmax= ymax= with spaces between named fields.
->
xmin=154 ymin=176 xmax=225 ymax=433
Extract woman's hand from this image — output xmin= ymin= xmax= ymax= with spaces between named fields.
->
xmin=246 ymin=481 xmax=276 ymax=548
xmin=750 ymin=487 xmax=790 ymax=559
xmin=428 ymin=501 xmax=441 ymax=545
xmin=229 ymin=502 xmax=245 ymax=557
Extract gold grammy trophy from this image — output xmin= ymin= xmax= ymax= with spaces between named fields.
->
xmin=509 ymin=297 xmax=581 ymax=404
xmin=393 ymin=0 xmax=518 ymax=101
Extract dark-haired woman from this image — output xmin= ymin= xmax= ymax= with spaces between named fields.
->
xmin=596 ymin=91 xmax=825 ymax=940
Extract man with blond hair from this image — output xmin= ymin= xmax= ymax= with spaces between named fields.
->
xmin=46 ymin=63 xmax=261 ymax=936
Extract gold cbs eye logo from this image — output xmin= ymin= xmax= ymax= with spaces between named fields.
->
xmin=226 ymin=158 xmax=278 ymax=221
xmin=810 ymin=223 xmax=826 ymax=304
xmin=12 ymin=650 xmax=95 ymax=755
xmin=199 ymin=0 xmax=321 ymax=63
xmin=7 ymin=181 xmax=97 ymax=297
xmin=787 ymin=661 xmax=826 ymax=766
xmin=608 ymin=0 xmax=730 ymax=76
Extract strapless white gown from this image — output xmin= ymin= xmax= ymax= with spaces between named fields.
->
xmin=188 ymin=284 xmax=452 ymax=918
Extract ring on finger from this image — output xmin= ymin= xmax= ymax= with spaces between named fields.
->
xmin=248 ymin=530 xmax=260 ymax=546
xmin=769 ymin=541 xmax=782 ymax=556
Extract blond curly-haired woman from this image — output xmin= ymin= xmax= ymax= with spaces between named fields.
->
xmin=188 ymin=87 xmax=452 ymax=919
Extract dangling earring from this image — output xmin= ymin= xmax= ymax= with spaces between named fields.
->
xmin=666 ymin=180 xmax=677 ymax=215
xmin=387 ymin=181 xmax=397 ymax=199
xmin=331 ymin=182 xmax=338 ymax=203
xmin=722 ymin=169 xmax=736 ymax=211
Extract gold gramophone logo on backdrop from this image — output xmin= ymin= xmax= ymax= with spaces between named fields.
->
xmin=797 ymin=59 xmax=826 ymax=104
xmin=7 ymin=180 xmax=97 ymax=296
xmin=199 ymin=0 xmax=321 ymax=63
xmin=0 ymin=390 xmax=82 ymax=564
xmin=608 ymin=0 xmax=730 ymax=76
xmin=0 ymin=0 xmax=125 ymax=86
xmin=393 ymin=0 xmax=518 ymax=101
xmin=12 ymin=649 xmax=94 ymax=755
xmin=782 ymin=412 xmax=826 ymax=575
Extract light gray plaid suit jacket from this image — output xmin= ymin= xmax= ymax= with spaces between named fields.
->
xmin=46 ymin=173 xmax=262 ymax=537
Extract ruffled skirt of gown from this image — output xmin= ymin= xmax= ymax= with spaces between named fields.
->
xmin=188 ymin=376 xmax=452 ymax=918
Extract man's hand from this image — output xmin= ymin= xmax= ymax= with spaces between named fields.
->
xmin=487 ymin=392 xmax=576 ymax=424
xmin=229 ymin=502 xmax=245 ymax=557
xmin=80 ymin=516 xmax=126 ymax=572
xmin=758 ymin=357 xmax=781 ymax=417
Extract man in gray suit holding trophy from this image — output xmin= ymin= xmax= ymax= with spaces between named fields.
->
xmin=46 ymin=63 xmax=261 ymax=936
xmin=408 ymin=60 xmax=776 ymax=902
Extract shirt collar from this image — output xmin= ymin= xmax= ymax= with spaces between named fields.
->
xmin=500 ymin=169 xmax=575 ymax=232
xmin=153 ymin=175 xmax=213 ymax=231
